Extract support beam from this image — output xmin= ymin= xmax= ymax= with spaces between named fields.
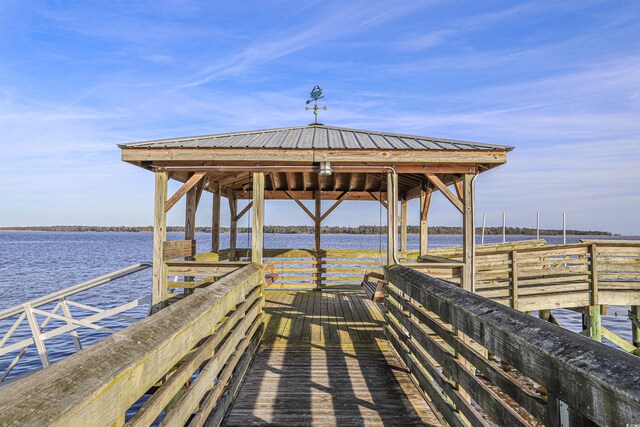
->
xmin=227 ymin=189 xmax=238 ymax=260
xmin=454 ymin=180 xmax=464 ymax=203
xmin=284 ymin=172 xmax=293 ymax=191
xmin=211 ymin=182 xmax=220 ymax=254
xmin=370 ymin=191 xmax=402 ymax=222
xmin=400 ymin=198 xmax=408 ymax=256
xmin=315 ymin=190 xmax=322 ymax=290
xmin=269 ymin=172 xmax=280 ymax=191
xmin=152 ymin=171 xmax=168 ymax=312
xmin=194 ymin=179 xmax=205 ymax=211
xmin=235 ymin=201 xmax=253 ymax=222
xmin=319 ymin=191 xmax=347 ymax=222
xmin=284 ymin=190 xmax=316 ymax=221
xmin=425 ymin=173 xmax=464 ymax=214
xmin=184 ymin=174 xmax=198 ymax=294
xmin=462 ymin=173 xmax=475 ymax=292
xmin=237 ymin=190 xmax=381 ymax=201
xmin=251 ymin=173 xmax=264 ymax=265
xmin=386 ymin=173 xmax=395 ymax=265
xmin=164 ymin=172 xmax=205 ymax=212
xmin=419 ymin=187 xmax=431 ymax=256
xmin=370 ymin=191 xmax=388 ymax=210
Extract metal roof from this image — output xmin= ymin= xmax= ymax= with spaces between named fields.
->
xmin=119 ymin=124 xmax=513 ymax=151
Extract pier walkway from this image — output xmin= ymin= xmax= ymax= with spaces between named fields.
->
xmin=2 ymin=121 xmax=640 ymax=426
xmin=225 ymin=290 xmax=441 ymax=426
xmin=0 ymin=260 xmax=639 ymax=426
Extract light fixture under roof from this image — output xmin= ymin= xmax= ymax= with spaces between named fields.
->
xmin=318 ymin=161 xmax=332 ymax=176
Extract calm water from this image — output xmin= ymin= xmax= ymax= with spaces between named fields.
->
xmin=0 ymin=232 xmax=635 ymax=382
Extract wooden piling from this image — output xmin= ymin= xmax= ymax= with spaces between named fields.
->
xmin=632 ymin=306 xmax=640 ymax=348
xmin=314 ymin=190 xmax=322 ymax=290
xmin=462 ymin=173 xmax=474 ymax=292
xmin=184 ymin=173 xmax=197 ymax=294
xmin=152 ymin=170 xmax=168 ymax=312
xmin=387 ymin=173 xmax=394 ymax=265
xmin=227 ymin=189 xmax=238 ymax=260
xmin=419 ymin=186 xmax=431 ymax=257
xmin=251 ymin=173 xmax=264 ymax=265
xmin=400 ymin=197 xmax=407 ymax=259
xmin=211 ymin=182 xmax=220 ymax=254
xmin=583 ymin=305 xmax=602 ymax=342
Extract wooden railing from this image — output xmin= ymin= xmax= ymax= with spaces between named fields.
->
xmin=423 ymin=241 xmax=640 ymax=310
xmin=0 ymin=264 xmax=264 ymax=427
xmin=199 ymin=248 xmax=420 ymax=289
xmin=165 ymin=260 xmax=249 ymax=291
xmin=384 ymin=265 xmax=640 ymax=427
xmin=0 ymin=263 xmax=152 ymax=383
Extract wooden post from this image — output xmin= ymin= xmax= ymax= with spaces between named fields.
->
xmin=456 ymin=174 xmax=475 ymax=406
xmin=251 ymin=172 xmax=264 ymax=266
xmin=511 ymin=250 xmax=518 ymax=310
xmin=462 ymin=173 xmax=475 ymax=292
xmin=152 ymin=170 xmax=168 ymax=312
xmin=400 ymin=197 xmax=407 ymax=260
xmin=227 ymin=190 xmax=238 ymax=260
xmin=314 ymin=190 xmax=322 ymax=290
xmin=183 ymin=174 xmax=198 ymax=294
xmin=585 ymin=243 xmax=602 ymax=341
xmin=211 ymin=182 xmax=221 ymax=255
xmin=386 ymin=173 xmax=394 ymax=265
xmin=589 ymin=243 xmax=599 ymax=306
xmin=583 ymin=305 xmax=602 ymax=342
xmin=419 ymin=187 xmax=431 ymax=257
xmin=631 ymin=306 xmax=640 ymax=348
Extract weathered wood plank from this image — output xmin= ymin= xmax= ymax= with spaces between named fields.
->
xmin=126 ymin=287 xmax=262 ymax=426
xmin=386 ymin=265 xmax=640 ymax=426
xmin=225 ymin=341 xmax=442 ymax=426
xmin=163 ymin=239 xmax=196 ymax=260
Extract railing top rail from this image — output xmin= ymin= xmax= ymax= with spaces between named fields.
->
xmin=385 ymin=264 xmax=640 ymax=426
xmin=470 ymin=242 xmax=591 ymax=257
xmin=416 ymin=254 xmax=465 ymax=265
xmin=580 ymin=239 xmax=640 ymax=246
xmin=0 ymin=262 xmax=151 ymax=320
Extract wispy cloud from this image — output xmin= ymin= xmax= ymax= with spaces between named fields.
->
xmin=0 ymin=1 xmax=638 ymax=233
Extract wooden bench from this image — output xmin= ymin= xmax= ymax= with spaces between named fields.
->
xmin=362 ymin=271 xmax=386 ymax=305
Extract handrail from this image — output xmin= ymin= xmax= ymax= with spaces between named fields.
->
xmin=0 ymin=262 xmax=152 ymax=320
xmin=0 ymin=263 xmax=264 ymax=426
xmin=385 ymin=265 xmax=640 ymax=426
xmin=0 ymin=262 xmax=152 ymax=382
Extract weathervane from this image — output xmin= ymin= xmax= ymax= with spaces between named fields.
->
xmin=305 ymin=85 xmax=327 ymax=124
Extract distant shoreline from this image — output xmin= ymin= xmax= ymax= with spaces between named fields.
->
xmin=0 ymin=225 xmax=619 ymax=237
xmin=0 ymin=230 xmax=633 ymax=239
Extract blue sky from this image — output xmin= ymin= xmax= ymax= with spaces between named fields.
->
xmin=0 ymin=1 xmax=638 ymax=234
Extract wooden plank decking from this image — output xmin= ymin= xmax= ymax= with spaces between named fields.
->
xmin=224 ymin=290 xmax=442 ymax=426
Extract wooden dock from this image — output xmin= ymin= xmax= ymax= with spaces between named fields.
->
xmin=225 ymin=290 xmax=442 ymax=426
xmin=1 ymin=122 xmax=639 ymax=426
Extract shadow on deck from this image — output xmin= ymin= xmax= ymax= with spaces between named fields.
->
xmin=224 ymin=290 xmax=441 ymax=426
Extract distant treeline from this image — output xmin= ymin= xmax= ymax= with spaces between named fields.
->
xmin=0 ymin=225 xmax=613 ymax=236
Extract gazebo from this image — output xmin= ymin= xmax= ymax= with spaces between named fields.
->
xmin=119 ymin=123 xmax=512 ymax=310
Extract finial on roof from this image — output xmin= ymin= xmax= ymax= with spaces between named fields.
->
xmin=305 ymin=85 xmax=327 ymax=125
